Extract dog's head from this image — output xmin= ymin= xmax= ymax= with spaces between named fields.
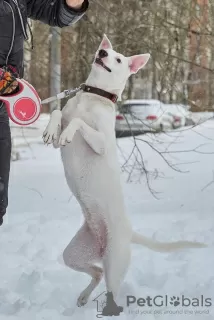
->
xmin=87 ymin=34 xmax=150 ymax=100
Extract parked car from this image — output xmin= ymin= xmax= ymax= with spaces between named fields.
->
xmin=143 ymin=108 xmax=185 ymax=131
xmin=115 ymin=99 xmax=162 ymax=137
xmin=115 ymin=100 xmax=188 ymax=137
xmin=161 ymin=104 xmax=190 ymax=129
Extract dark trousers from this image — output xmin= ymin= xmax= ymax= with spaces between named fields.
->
xmin=0 ymin=102 xmax=11 ymax=219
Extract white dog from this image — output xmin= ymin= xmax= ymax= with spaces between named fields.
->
xmin=43 ymin=35 xmax=205 ymax=309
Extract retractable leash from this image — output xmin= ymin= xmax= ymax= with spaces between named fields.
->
xmin=0 ymin=79 xmax=119 ymax=125
xmin=0 ymin=70 xmax=82 ymax=126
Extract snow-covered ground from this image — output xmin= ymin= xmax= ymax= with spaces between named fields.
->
xmin=0 ymin=115 xmax=214 ymax=319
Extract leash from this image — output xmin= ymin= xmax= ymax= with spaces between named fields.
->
xmin=41 ymin=84 xmax=118 ymax=105
xmin=0 ymin=79 xmax=118 ymax=126
xmin=41 ymin=84 xmax=84 ymax=105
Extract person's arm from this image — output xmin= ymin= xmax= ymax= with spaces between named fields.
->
xmin=27 ymin=0 xmax=89 ymax=28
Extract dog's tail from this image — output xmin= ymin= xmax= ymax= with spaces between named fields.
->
xmin=131 ymin=231 xmax=206 ymax=252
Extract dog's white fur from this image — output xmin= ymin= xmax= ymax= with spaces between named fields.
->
xmin=43 ymin=35 xmax=206 ymax=307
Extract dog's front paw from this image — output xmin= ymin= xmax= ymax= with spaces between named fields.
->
xmin=43 ymin=124 xmax=60 ymax=145
xmin=59 ymin=119 xmax=80 ymax=146
xmin=77 ymin=293 xmax=89 ymax=307
xmin=43 ymin=110 xmax=62 ymax=145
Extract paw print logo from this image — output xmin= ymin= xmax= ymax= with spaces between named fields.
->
xmin=170 ymin=296 xmax=180 ymax=307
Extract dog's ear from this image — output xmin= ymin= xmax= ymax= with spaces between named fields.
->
xmin=128 ymin=54 xmax=150 ymax=74
xmin=99 ymin=34 xmax=113 ymax=50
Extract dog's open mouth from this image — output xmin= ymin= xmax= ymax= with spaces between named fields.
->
xmin=95 ymin=58 xmax=112 ymax=73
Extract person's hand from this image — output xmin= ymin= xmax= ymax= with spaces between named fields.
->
xmin=0 ymin=68 xmax=18 ymax=95
xmin=66 ymin=0 xmax=85 ymax=9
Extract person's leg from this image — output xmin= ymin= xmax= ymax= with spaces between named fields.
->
xmin=0 ymin=103 xmax=11 ymax=225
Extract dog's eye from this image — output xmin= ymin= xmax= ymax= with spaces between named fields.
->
xmin=116 ymin=58 xmax=122 ymax=64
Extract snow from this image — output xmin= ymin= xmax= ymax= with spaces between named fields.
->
xmin=0 ymin=115 xmax=214 ymax=319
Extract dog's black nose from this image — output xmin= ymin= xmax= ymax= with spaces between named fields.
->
xmin=99 ymin=49 xmax=108 ymax=58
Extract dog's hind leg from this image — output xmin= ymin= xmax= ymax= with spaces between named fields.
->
xmin=63 ymin=222 xmax=104 ymax=307
xmin=103 ymin=235 xmax=131 ymax=300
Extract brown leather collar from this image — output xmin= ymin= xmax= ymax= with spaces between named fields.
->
xmin=81 ymin=84 xmax=118 ymax=103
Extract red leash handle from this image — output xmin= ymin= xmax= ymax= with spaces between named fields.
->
xmin=0 ymin=78 xmax=42 ymax=126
